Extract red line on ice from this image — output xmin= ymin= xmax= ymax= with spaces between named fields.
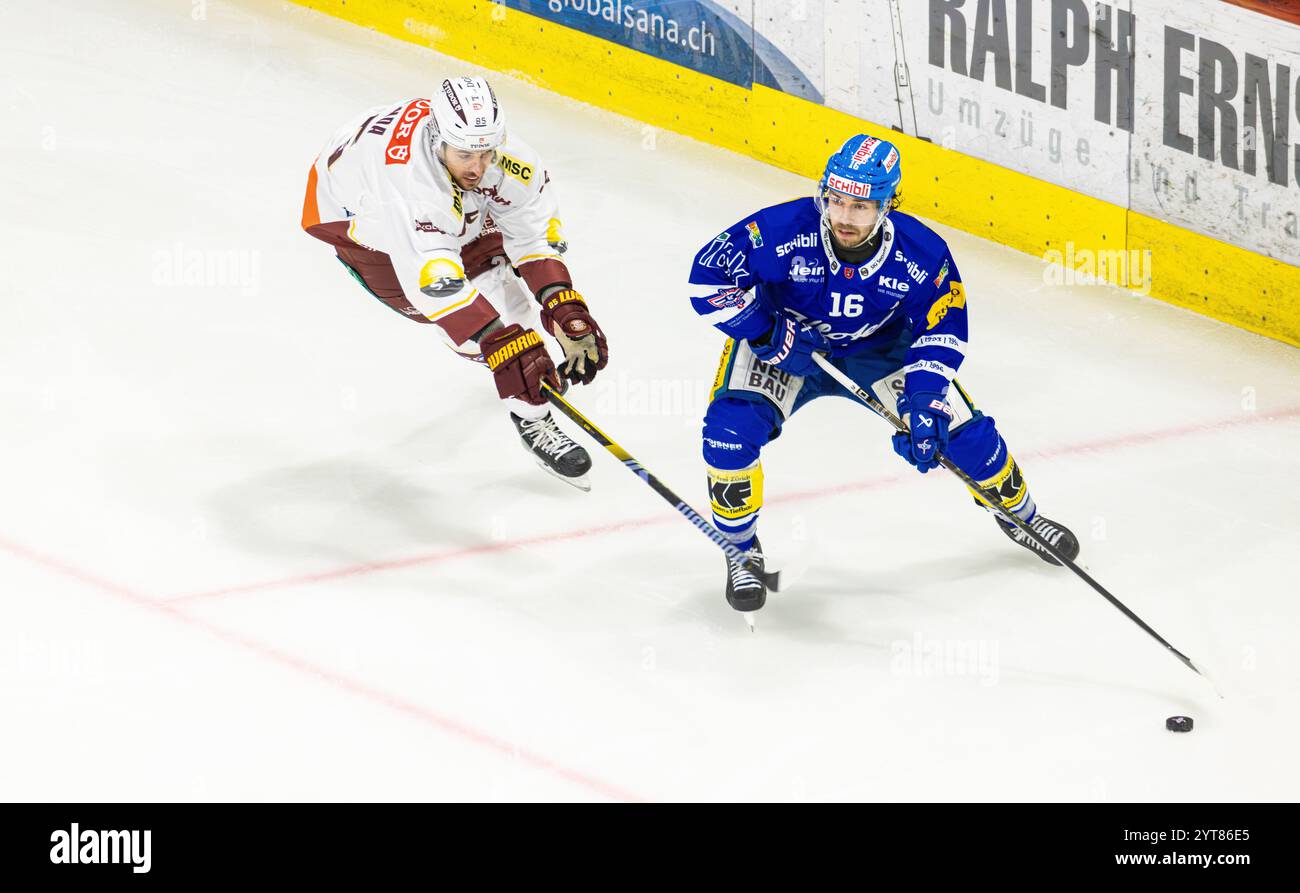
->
xmin=3 ymin=405 xmax=1297 ymax=802
xmin=169 ymin=517 xmax=673 ymax=604
xmin=0 ymin=536 xmax=643 ymax=803
xmin=167 ymin=403 xmax=1300 ymax=604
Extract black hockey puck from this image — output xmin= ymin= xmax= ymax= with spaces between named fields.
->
xmin=1166 ymin=716 xmax=1194 ymax=733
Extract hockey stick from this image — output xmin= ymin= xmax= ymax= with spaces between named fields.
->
xmin=541 ymin=383 xmax=781 ymax=593
xmin=811 ymin=352 xmax=1212 ymax=683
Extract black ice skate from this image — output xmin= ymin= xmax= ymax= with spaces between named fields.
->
xmin=998 ymin=514 xmax=1080 ymax=566
xmin=724 ymin=537 xmax=767 ymax=612
xmin=512 ymin=412 xmax=592 ymax=491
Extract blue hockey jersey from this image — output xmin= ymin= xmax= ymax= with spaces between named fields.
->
xmin=687 ymin=198 xmax=968 ymax=400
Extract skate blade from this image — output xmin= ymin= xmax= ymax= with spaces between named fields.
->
xmin=533 ymin=456 xmax=591 ymax=492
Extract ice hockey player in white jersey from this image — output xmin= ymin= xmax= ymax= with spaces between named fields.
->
xmin=301 ymin=76 xmax=609 ymax=489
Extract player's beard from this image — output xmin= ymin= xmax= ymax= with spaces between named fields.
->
xmin=830 ymin=223 xmax=873 ymax=250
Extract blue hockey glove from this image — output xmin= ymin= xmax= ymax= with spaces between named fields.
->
xmin=749 ymin=312 xmax=828 ymax=378
xmin=892 ymin=391 xmax=952 ymax=473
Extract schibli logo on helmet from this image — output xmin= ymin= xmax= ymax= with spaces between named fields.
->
xmin=824 ymin=173 xmax=873 ymax=199
xmin=849 ymin=137 xmax=880 ymax=168
xmin=816 ymin=133 xmax=902 ymax=241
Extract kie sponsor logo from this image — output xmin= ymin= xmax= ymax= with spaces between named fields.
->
xmin=50 ymin=823 xmax=151 ymax=874
xmin=878 ymin=275 xmax=911 ymax=293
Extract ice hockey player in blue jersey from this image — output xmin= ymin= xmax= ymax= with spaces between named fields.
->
xmin=688 ymin=134 xmax=1080 ymax=612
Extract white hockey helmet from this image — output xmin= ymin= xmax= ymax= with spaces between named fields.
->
xmin=429 ymin=76 xmax=505 ymax=153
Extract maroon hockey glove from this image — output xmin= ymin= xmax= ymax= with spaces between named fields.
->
xmin=539 ymin=288 xmax=609 ymax=386
xmin=481 ymin=323 xmax=562 ymax=406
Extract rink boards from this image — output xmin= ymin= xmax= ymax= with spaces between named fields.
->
xmin=289 ymin=0 xmax=1300 ymax=348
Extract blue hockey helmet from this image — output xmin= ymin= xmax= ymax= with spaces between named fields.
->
xmin=816 ymin=134 xmax=902 ymax=238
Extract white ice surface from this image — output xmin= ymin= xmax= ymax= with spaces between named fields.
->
xmin=2 ymin=0 xmax=1299 ymax=801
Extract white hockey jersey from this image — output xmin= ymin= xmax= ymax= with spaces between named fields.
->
xmin=303 ymin=97 xmax=571 ymax=343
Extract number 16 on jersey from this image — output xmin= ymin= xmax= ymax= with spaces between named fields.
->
xmin=829 ymin=291 xmax=864 ymax=317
